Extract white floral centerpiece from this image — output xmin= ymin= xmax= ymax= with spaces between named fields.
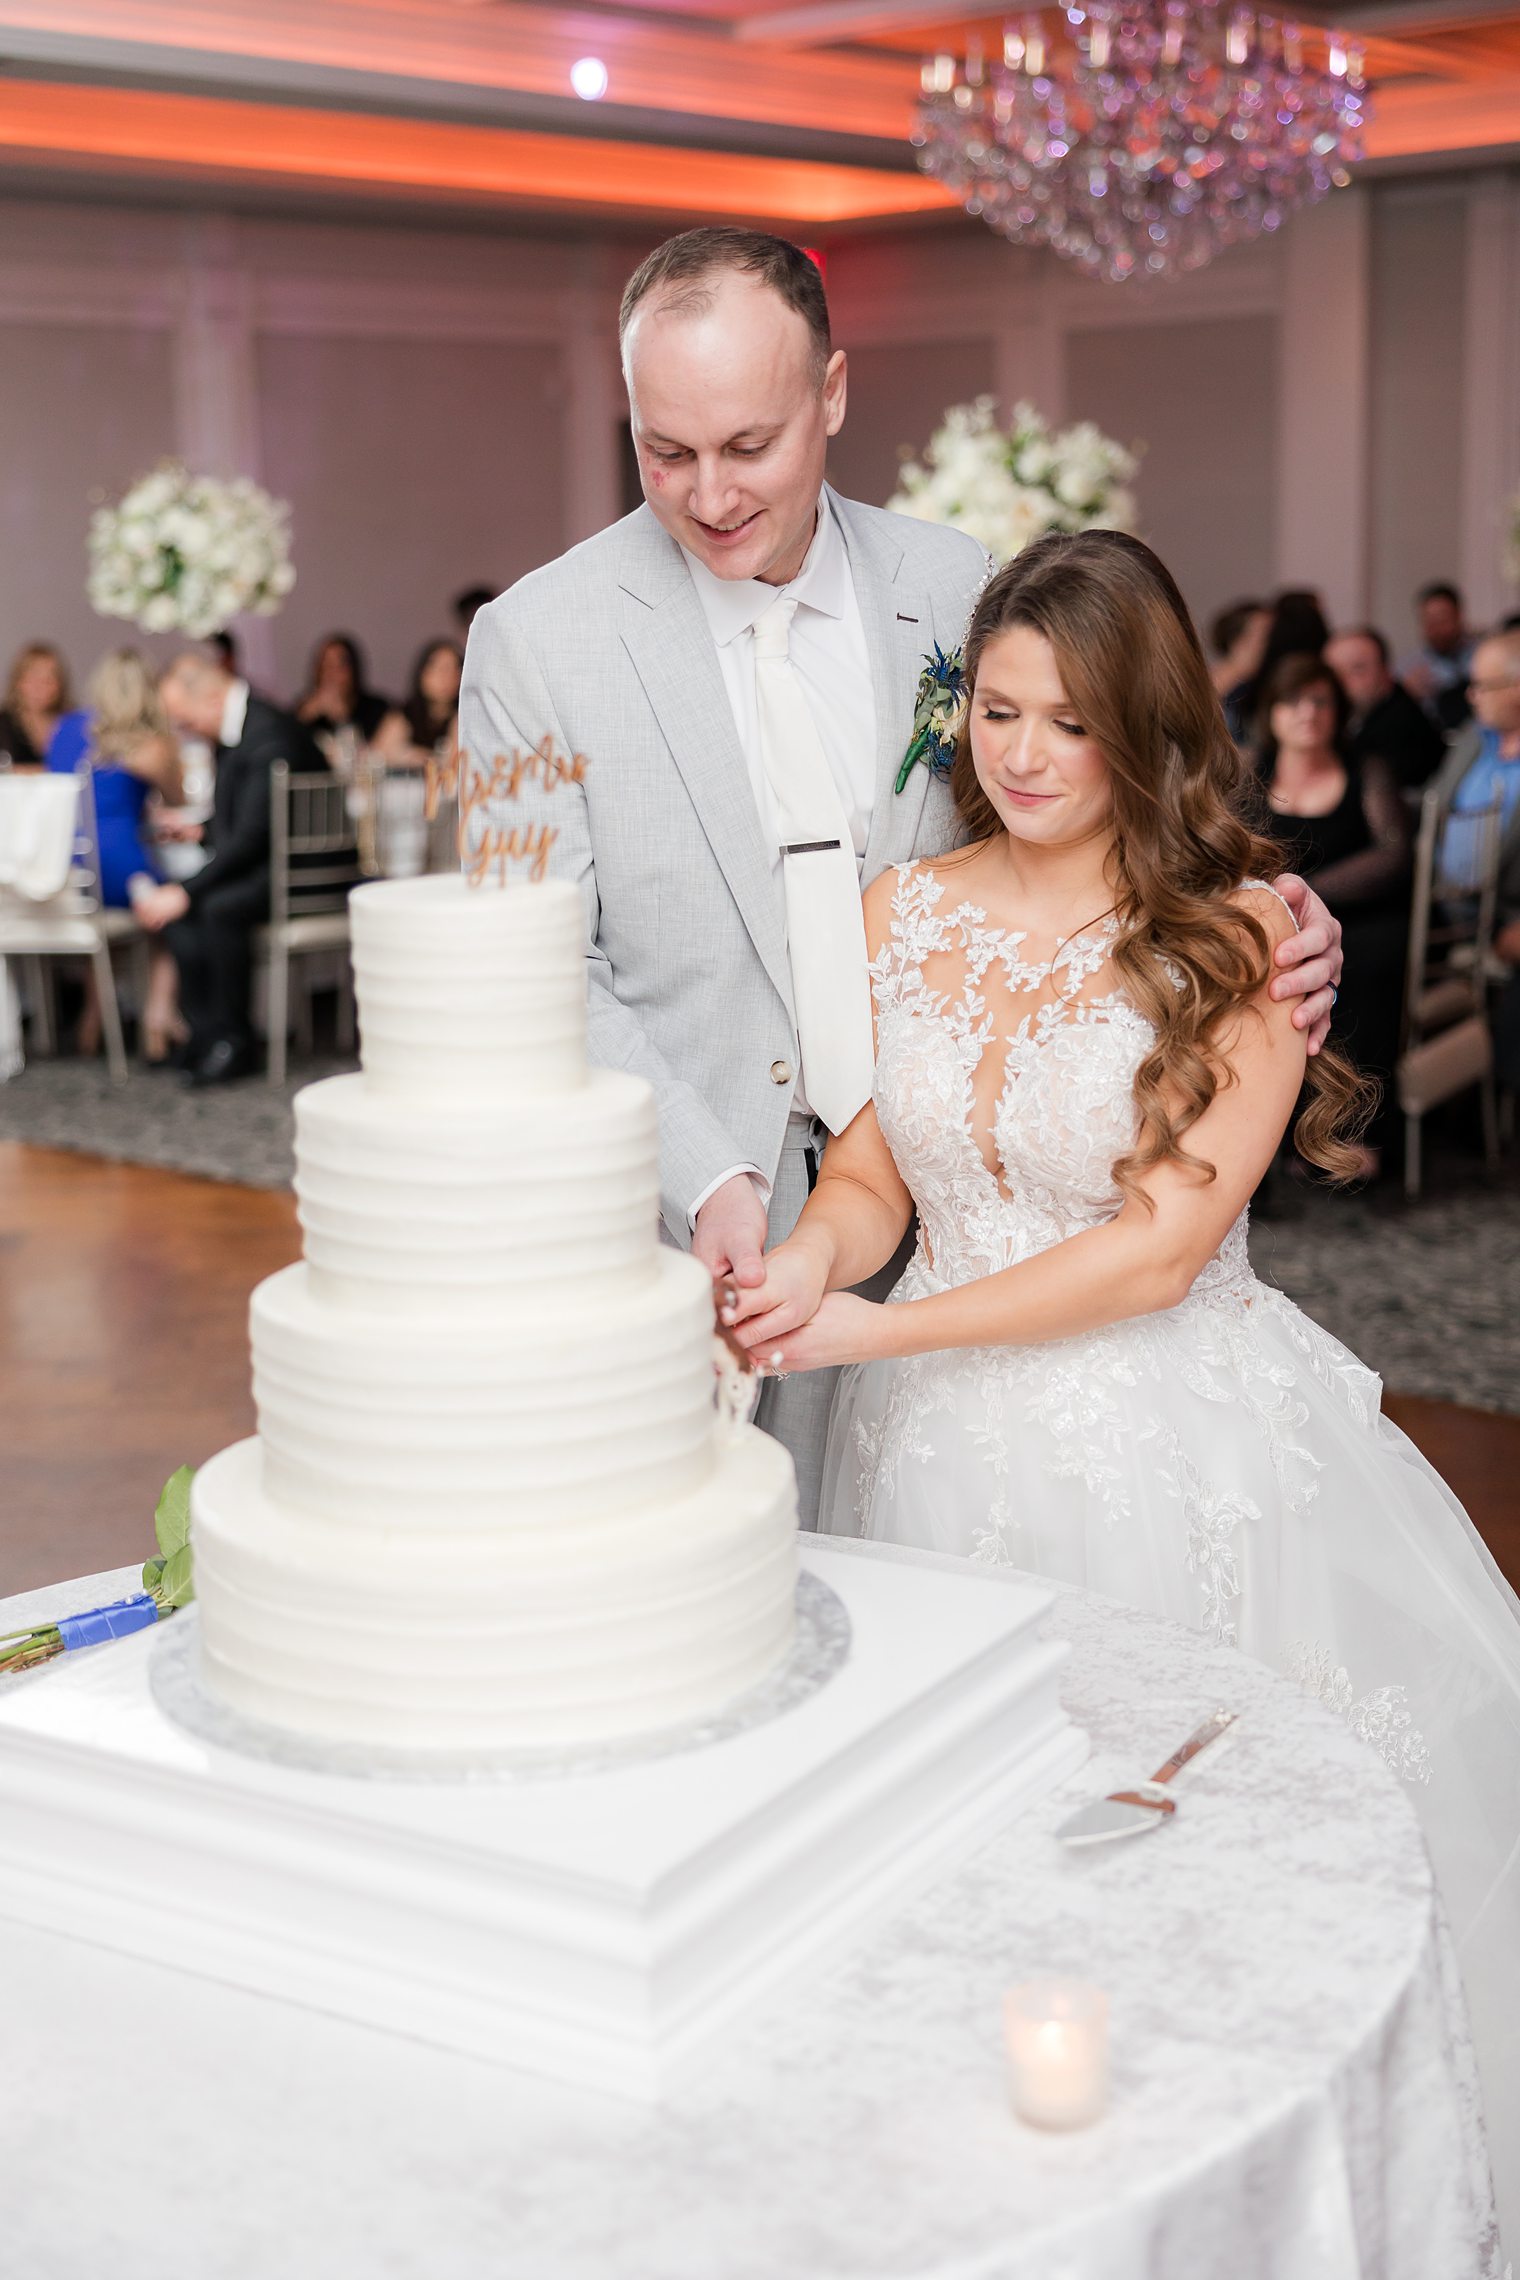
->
xmin=887 ymin=397 xmax=1139 ymax=563
xmin=87 ymin=460 xmax=296 ymax=638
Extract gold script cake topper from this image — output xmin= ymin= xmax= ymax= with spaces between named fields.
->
xmin=426 ymin=738 xmax=588 ymax=887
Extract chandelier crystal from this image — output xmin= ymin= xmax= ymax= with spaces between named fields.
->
xmin=913 ymin=5 xmax=1369 ymax=283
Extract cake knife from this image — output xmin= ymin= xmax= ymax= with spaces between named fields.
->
xmin=1055 ymin=1708 xmax=1239 ymax=1847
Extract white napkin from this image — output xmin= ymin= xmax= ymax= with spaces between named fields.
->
xmin=0 ymin=774 xmax=79 ymax=901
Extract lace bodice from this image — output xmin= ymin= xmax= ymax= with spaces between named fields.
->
xmin=870 ymin=862 xmax=1252 ymax=1298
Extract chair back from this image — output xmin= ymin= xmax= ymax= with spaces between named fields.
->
xmin=354 ymin=755 xmax=433 ymax=881
xmin=270 ymin=764 xmax=359 ymax=927
xmin=67 ymin=761 xmax=108 ymax=916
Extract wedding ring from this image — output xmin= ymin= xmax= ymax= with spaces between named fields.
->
xmin=769 ymin=1348 xmax=788 ymax=1382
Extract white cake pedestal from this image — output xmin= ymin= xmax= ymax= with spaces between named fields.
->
xmin=0 ymin=1539 xmax=1085 ymax=2097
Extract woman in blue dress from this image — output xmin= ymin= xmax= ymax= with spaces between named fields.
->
xmin=48 ymin=648 xmax=185 ymax=1060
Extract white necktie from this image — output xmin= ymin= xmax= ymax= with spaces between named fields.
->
xmin=752 ymin=593 xmax=874 ymax=1135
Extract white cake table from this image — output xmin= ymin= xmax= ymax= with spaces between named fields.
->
xmin=0 ymin=1542 xmax=1501 ymax=2280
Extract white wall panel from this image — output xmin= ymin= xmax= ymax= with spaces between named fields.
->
xmin=827 ymin=336 xmax=998 ymax=512
xmin=254 ymin=331 xmax=567 ymax=699
xmin=1065 ymin=313 xmax=1280 ymax=637
xmin=0 ymin=320 xmax=176 ymax=693
xmin=1367 ymin=185 xmax=1467 ymax=655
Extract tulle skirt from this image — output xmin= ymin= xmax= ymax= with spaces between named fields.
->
xmin=821 ymin=1257 xmax=1520 ymax=2230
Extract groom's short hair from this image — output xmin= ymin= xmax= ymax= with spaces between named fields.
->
xmin=620 ymin=229 xmax=831 ymax=381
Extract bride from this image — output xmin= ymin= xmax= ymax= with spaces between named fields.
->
xmin=728 ymin=528 xmax=1520 ymax=2202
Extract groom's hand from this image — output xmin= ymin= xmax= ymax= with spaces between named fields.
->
xmin=693 ymin=1173 xmax=769 ymax=1292
xmin=1269 ymin=874 xmax=1344 ymax=1056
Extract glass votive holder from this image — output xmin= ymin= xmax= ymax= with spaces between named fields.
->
xmin=1004 ymin=1980 xmax=1109 ymax=2129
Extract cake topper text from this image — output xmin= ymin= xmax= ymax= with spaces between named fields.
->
xmin=426 ymin=739 xmax=588 ymax=887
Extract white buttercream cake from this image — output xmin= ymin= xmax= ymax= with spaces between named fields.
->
xmin=192 ymin=875 xmax=798 ymax=1752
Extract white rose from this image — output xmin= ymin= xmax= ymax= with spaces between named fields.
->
xmin=142 ymin=593 xmax=180 ymax=632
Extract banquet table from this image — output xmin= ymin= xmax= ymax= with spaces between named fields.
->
xmin=0 ymin=1548 xmax=1501 ymax=2280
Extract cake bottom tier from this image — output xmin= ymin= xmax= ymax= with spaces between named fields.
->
xmin=192 ymin=1429 xmax=798 ymax=1753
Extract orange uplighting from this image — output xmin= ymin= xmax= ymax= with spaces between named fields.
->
xmin=1365 ymin=72 xmax=1520 ymax=161
xmin=0 ymin=78 xmax=957 ymax=226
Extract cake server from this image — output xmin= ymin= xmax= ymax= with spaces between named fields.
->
xmin=1055 ymin=1708 xmax=1239 ymax=1847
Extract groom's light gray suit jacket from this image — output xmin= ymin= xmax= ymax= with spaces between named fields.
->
xmin=460 ymin=487 xmax=988 ymax=1246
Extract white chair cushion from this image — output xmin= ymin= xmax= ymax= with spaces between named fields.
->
xmin=258 ymin=914 xmax=352 ymax=953
xmin=1397 ymin=1015 xmax=1493 ymax=1116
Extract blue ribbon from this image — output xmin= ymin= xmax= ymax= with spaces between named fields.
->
xmin=55 ymin=1594 xmax=160 ymax=1650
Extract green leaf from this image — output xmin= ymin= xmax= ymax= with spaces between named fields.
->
xmin=142 ymin=1555 xmax=166 ymax=1594
xmin=157 ymin=1542 xmax=195 ymax=1611
xmin=154 ymin=1465 xmax=195 ymax=1559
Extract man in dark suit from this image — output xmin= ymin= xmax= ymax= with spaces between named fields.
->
xmin=1325 ymin=626 xmax=1444 ymax=793
xmin=136 ymin=646 xmax=323 ymax=1085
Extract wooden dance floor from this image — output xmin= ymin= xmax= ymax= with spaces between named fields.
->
xmin=2 ymin=1141 xmax=1517 ymax=1598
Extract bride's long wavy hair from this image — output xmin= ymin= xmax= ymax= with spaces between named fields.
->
xmin=949 ymin=530 xmax=1371 ymax=1192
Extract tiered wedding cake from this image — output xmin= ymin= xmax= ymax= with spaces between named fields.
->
xmin=192 ymin=875 xmax=798 ymax=1752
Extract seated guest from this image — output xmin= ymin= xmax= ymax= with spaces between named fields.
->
xmin=1324 ymin=625 xmax=1444 ymax=792
xmin=1235 ymin=588 xmax=1332 ymax=742
xmin=0 ymin=641 xmax=70 ymax=771
xmin=1207 ymin=598 xmax=1271 ymax=745
xmin=1429 ymin=630 xmax=1520 ymax=1098
xmin=370 ymin=639 xmax=462 ymax=769
xmin=295 ymin=633 xmax=390 ymax=768
xmin=1257 ymin=654 xmax=1412 ymax=1178
xmin=452 ymin=586 xmax=495 ymax=642
xmin=48 ymin=648 xmax=185 ymax=1062
xmin=135 ymin=647 xmax=323 ymax=1087
xmin=1400 ymin=581 xmax=1474 ymax=733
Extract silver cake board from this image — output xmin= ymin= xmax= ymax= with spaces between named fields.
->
xmin=0 ymin=1540 xmax=1087 ymax=2100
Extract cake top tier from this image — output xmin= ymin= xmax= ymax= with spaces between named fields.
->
xmin=349 ymin=874 xmax=588 ymax=1100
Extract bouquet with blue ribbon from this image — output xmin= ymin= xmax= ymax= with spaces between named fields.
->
xmin=0 ymin=1465 xmax=194 ymax=1675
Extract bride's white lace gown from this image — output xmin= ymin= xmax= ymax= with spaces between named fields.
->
xmin=821 ymin=862 xmax=1520 ymax=2191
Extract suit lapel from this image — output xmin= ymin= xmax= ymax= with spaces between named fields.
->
xmin=618 ymin=514 xmax=794 ymax=1016
xmin=833 ymin=490 xmax=934 ymax=875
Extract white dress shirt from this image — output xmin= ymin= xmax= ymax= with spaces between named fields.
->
xmin=219 ymin=679 xmax=250 ymax=751
xmin=681 ymin=499 xmax=879 ymax=1220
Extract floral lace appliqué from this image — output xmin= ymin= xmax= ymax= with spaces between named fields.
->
xmin=1286 ymin=1641 xmax=1434 ymax=1785
xmin=851 ymin=862 xmax=1406 ymax=1751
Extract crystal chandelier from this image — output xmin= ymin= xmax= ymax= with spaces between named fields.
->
xmin=913 ymin=5 xmax=1369 ymax=283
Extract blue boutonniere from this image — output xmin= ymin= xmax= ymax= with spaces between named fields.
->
xmin=895 ymin=645 xmax=967 ymax=795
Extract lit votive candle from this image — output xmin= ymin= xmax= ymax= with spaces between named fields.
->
xmin=1004 ymin=1980 xmax=1108 ymax=2129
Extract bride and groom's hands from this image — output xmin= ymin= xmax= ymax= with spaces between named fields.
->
xmin=695 ymin=1174 xmax=882 ymax=1375
xmin=719 ymin=1224 xmax=883 ymax=1375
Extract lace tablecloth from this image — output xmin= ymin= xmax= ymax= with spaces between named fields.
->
xmin=0 ymin=1547 xmax=1500 ymax=2280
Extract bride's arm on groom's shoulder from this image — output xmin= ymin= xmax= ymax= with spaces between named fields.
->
xmin=726 ymin=873 xmax=913 ymax=1349
xmin=752 ymin=892 xmax=1309 ymax=1374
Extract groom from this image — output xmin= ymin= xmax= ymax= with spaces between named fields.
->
xmin=461 ymin=227 xmax=1342 ymax=1525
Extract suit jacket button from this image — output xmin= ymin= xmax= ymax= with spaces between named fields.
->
xmin=770 ymin=1059 xmax=794 ymax=1085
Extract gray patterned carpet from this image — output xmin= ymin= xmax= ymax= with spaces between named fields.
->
xmin=3 ymin=1056 xmax=1516 ymax=1414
